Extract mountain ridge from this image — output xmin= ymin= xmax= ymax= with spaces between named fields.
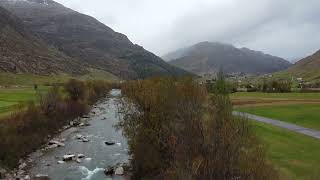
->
xmin=165 ymin=41 xmax=291 ymax=75
xmin=0 ymin=6 xmax=87 ymax=75
xmin=279 ymin=49 xmax=320 ymax=81
xmin=0 ymin=0 xmax=189 ymax=79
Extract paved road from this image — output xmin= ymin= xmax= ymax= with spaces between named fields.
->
xmin=233 ymin=111 xmax=320 ymax=140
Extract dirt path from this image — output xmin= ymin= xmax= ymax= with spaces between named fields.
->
xmin=233 ymin=111 xmax=320 ymax=140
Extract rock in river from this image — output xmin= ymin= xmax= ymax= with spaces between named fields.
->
xmin=0 ymin=168 xmax=7 ymax=179
xmin=34 ymin=174 xmax=50 ymax=180
xmin=104 ymin=167 xmax=114 ymax=176
xmin=48 ymin=140 xmax=65 ymax=147
xmin=77 ymin=154 xmax=85 ymax=158
xmin=115 ymin=166 xmax=124 ymax=175
xmin=63 ymin=154 xmax=75 ymax=161
xmin=105 ymin=141 xmax=116 ymax=146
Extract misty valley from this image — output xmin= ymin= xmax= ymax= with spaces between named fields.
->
xmin=0 ymin=0 xmax=320 ymax=180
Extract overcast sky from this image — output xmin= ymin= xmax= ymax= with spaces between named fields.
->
xmin=55 ymin=0 xmax=320 ymax=60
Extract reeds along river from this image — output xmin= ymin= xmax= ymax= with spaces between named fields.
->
xmin=28 ymin=89 xmax=129 ymax=180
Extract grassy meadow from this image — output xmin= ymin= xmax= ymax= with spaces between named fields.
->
xmin=0 ymin=70 xmax=119 ymax=117
xmin=231 ymin=92 xmax=320 ymax=100
xmin=0 ymin=69 xmax=119 ymax=86
xmin=0 ymin=86 xmax=49 ymax=117
xmin=236 ymin=104 xmax=320 ymax=130
xmin=232 ymin=91 xmax=320 ymax=129
xmin=253 ymin=121 xmax=320 ymax=180
xmin=232 ymin=91 xmax=320 ymax=179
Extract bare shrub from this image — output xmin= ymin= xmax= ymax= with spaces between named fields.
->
xmin=86 ymin=80 xmax=112 ymax=104
xmin=118 ymin=77 xmax=278 ymax=180
xmin=64 ymin=79 xmax=87 ymax=101
xmin=0 ymin=79 xmax=112 ymax=168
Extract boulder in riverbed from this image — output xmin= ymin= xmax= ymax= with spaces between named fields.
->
xmin=115 ymin=167 xmax=124 ymax=175
xmin=82 ymin=115 xmax=90 ymax=118
xmin=48 ymin=140 xmax=65 ymax=147
xmin=104 ymin=167 xmax=114 ymax=176
xmin=0 ymin=168 xmax=7 ymax=179
xmin=63 ymin=154 xmax=75 ymax=161
xmin=77 ymin=154 xmax=85 ymax=158
xmin=76 ymin=158 xmax=81 ymax=163
xmin=46 ymin=144 xmax=58 ymax=150
xmin=81 ymin=137 xmax=90 ymax=142
xmin=75 ymin=134 xmax=83 ymax=139
xmin=105 ymin=141 xmax=116 ymax=146
xmin=57 ymin=161 xmax=65 ymax=164
xmin=19 ymin=162 xmax=27 ymax=170
xmin=34 ymin=174 xmax=50 ymax=180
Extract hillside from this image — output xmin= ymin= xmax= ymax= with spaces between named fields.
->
xmin=165 ymin=42 xmax=291 ymax=75
xmin=0 ymin=6 xmax=86 ymax=75
xmin=0 ymin=0 xmax=189 ymax=79
xmin=280 ymin=50 xmax=320 ymax=81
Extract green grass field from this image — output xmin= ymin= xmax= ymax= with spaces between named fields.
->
xmin=0 ymin=86 xmax=48 ymax=117
xmin=236 ymin=104 xmax=320 ymax=130
xmin=231 ymin=92 xmax=320 ymax=100
xmin=232 ymin=92 xmax=320 ymax=179
xmin=253 ymin=121 xmax=320 ymax=180
xmin=0 ymin=70 xmax=119 ymax=116
xmin=0 ymin=69 xmax=119 ymax=86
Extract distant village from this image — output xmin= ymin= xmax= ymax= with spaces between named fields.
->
xmin=199 ymin=72 xmax=320 ymax=93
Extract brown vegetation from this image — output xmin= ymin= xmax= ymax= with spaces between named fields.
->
xmin=0 ymin=79 xmax=112 ymax=167
xmin=118 ymin=77 xmax=278 ymax=180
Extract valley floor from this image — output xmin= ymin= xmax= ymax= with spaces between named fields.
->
xmin=0 ymin=86 xmax=48 ymax=117
xmin=253 ymin=121 xmax=320 ymax=180
xmin=232 ymin=92 xmax=320 ymax=179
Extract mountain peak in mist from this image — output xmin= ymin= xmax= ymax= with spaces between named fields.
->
xmin=164 ymin=41 xmax=291 ymax=75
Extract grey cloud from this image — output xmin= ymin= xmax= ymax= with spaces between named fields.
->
xmin=55 ymin=0 xmax=320 ymax=60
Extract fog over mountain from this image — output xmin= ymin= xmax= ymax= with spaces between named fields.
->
xmin=54 ymin=0 xmax=320 ymax=60
xmin=166 ymin=42 xmax=291 ymax=75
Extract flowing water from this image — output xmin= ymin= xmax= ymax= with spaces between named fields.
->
xmin=28 ymin=89 xmax=129 ymax=180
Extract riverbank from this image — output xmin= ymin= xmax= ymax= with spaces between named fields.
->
xmin=0 ymin=80 xmax=114 ymax=179
xmin=1 ymin=89 xmax=130 ymax=180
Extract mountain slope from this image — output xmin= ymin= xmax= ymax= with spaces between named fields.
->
xmin=0 ymin=0 xmax=189 ymax=79
xmin=165 ymin=42 xmax=291 ymax=75
xmin=280 ymin=50 xmax=320 ymax=80
xmin=0 ymin=6 xmax=86 ymax=75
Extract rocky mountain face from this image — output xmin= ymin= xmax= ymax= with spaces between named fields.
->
xmin=284 ymin=50 xmax=320 ymax=80
xmin=0 ymin=6 xmax=86 ymax=75
xmin=165 ymin=42 xmax=291 ymax=75
xmin=0 ymin=0 xmax=189 ymax=79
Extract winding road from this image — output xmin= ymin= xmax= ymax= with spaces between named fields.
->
xmin=233 ymin=111 xmax=320 ymax=140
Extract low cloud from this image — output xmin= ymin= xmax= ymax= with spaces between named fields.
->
xmin=56 ymin=0 xmax=320 ymax=60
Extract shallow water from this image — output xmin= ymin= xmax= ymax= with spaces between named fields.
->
xmin=28 ymin=89 xmax=129 ymax=180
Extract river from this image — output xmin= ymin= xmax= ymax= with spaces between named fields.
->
xmin=28 ymin=89 xmax=129 ymax=180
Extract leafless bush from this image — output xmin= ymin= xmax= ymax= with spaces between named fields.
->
xmin=118 ymin=77 xmax=278 ymax=180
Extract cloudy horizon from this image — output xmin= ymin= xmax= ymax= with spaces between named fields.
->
xmin=55 ymin=0 xmax=320 ymax=60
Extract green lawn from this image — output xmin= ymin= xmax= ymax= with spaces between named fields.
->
xmin=0 ymin=86 xmax=49 ymax=117
xmin=231 ymin=92 xmax=320 ymax=100
xmin=253 ymin=121 xmax=320 ymax=180
xmin=0 ymin=70 xmax=119 ymax=86
xmin=236 ymin=104 xmax=320 ymax=130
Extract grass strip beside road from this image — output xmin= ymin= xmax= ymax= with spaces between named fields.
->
xmin=252 ymin=121 xmax=320 ymax=180
xmin=231 ymin=92 xmax=320 ymax=100
xmin=236 ymin=104 xmax=320 ymax=131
